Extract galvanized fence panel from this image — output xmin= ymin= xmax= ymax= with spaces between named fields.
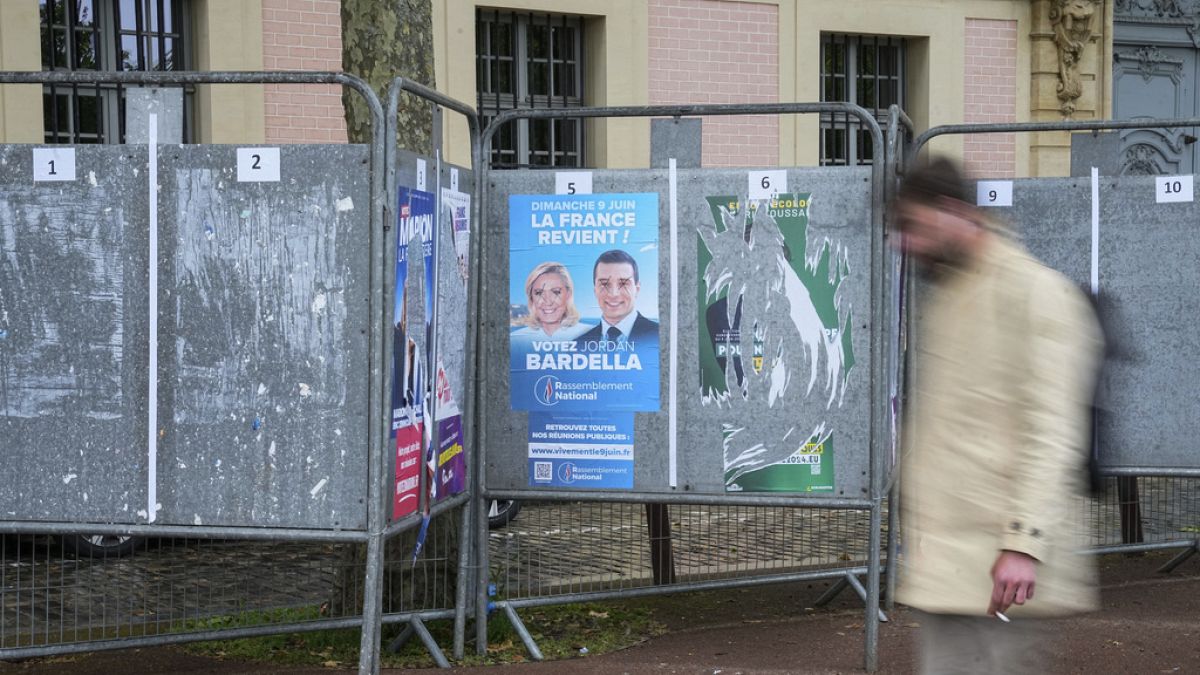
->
xmin=1 ymin=142 xmax=374 ymax=530
xmin=1 ymin=144 xmax=152 ymax=523
xmin=988 ymin=174 xmax=1200 ymax=473
xmin=481 ymin=166 xmax=874 ymax=498
xmin=471 ymin=102 xmax=889 ymax=672
xmin=161 ymin=143 xmax=374 ymax=529
xmin=0 ymin=69 xmax=496 ymax=672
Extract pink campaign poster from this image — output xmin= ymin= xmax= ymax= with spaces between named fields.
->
xmin=394 ymin=420 xmax=422 ymax=518
xmin=433 ymin=363 xmax=468 ymax=499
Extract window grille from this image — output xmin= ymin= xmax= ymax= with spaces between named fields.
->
xmin=476 ymin=9 xmax=584 ymax=169
xmin=40 ymin=0 xmax=190 ymax=144
xmin=819 ymin=34 xmax=905 ymax=166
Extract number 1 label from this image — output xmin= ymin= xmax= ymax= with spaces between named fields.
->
xmin=1156 ymin=175 xmax=1194 ymax=203
xmin=976 ymin=181 xmax=1013 ymax=207
xmin=237 ymin=148 xmax=280 ymax=182
xmin=33 ymin=148 xmax=76 ymax=182
xmin=749 ymin=170 xmax=787 ymax=200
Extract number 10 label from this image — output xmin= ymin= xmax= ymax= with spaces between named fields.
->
xmin=1156 ymin=175 xmax=1194 ymax=203
xmin=237 ymin=148 xmax=281 ymax=182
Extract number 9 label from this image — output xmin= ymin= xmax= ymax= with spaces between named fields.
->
xmin=975 ymin=181 xmax=1013 ymax=207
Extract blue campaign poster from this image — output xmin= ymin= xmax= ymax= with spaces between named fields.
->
xmin=508 ymin=193 xmax=660 ymax=412
xmin=528 ymin=412 xmax=634 ymax=489
xmin=392 ymin=186 xmax=435 ymax=432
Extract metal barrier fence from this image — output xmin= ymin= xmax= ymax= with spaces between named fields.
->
xmin=472 ymin=102 xmax=894 ymax=672
xmin=4 ymin=72 xmax=1199 ymax=675
xmin=0 ymin=70 xmax=479 ymax=675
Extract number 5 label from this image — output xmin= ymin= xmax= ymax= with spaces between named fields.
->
xmin=555 ymin=171 xmax=592 ymax=195
xmin=237 ymin=147 xmax=280 ymax=182
xmin=1156 ymin=175 xmax=1193 ymax=203
xmin=749 ymin=170 xmax=787 ymax=200
xmin=975 ymin=181 xmax=1013 ymax=207
xmin=33 ymin=148 xmax=76 ymax=182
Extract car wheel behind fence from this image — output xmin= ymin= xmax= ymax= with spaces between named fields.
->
xmin=487 ymin=500 xmax=521 ymax=530
xmin=61 ymin=534 xmax=143 ymax=558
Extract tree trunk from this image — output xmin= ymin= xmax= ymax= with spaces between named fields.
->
xmin=341 ymin=0 xmax=435 ymax=147
xmin=331 ymin=0 xmax=454 ymax=618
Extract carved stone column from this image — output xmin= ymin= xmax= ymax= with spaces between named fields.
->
xmin=1031 ymin=0 xmax=1114 ymax=175
xmin=1051 ymin=0 xmax=1102 ymax=114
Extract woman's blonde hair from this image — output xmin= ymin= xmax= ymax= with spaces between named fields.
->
xmin=523 ymin=262 xmax=580 ymax=328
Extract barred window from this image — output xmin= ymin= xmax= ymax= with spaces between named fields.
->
xmin=820 ymin=34 xmax=905 ymax=166
xmin=476 ymin=10 xmax=584 ymax=169
xmin=40 ymin=0 xmax=190 ymax=144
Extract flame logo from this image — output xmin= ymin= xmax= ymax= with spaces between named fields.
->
xmin=534 ymin=375 xmax=560 ymax=406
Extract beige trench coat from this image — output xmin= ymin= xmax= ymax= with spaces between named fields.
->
xmin=897 ymin=233 xmax=1102 ymax=617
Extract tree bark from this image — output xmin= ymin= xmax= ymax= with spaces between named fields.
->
xmin=331 ymin=0 xmax=455 ymax=618
xmin=341 ymin=0 xmax=435 ymax=147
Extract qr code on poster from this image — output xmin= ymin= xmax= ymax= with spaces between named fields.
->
xmin=533 ymin=461 xmax=553 ymax=482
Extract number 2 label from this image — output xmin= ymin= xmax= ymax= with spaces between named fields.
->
xmin=237 ymin=148 xmax=280 ymax=182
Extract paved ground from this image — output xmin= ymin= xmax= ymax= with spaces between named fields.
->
xmin=1 ymin=550 xmax=1197 ymax=673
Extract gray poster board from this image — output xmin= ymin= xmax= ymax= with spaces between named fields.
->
xmin=977 ymin=175 xmax=1199 ymax=471
xmin=482 ymin=166 xmax=875 ymax=498
xmin=1 ymin=143 xmax=373 ymax=529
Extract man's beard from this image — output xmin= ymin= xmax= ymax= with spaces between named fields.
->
xmin=914 ymin=242 xmax=971 ymax=280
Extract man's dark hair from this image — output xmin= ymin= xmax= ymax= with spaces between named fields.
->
xmin=896 ymin=156 xmax=972 ymax=207
xmin=593 ymin=249 xmax=639 ymax=283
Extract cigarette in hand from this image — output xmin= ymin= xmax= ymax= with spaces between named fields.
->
xmin=995 ymin=611 xmax=1011 ymax=623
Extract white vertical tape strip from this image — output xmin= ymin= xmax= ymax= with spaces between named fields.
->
xmin=147 ymin=114 xmax=159 ymax=522
xmin=1091 ymin=167 xmax=1099 ymax=294
xmin=668 ymin=159 xmax=679 ymax=488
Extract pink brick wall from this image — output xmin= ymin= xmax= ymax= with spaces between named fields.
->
xmin=648 ymin=0 xmax=779 ymax=167
xmin=963 ymin=18 xmax=1016 ymax=177
xmin=262 ymin=0 xmax=347 ymax=143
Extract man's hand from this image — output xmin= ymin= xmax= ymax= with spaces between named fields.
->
xmin=989 ymin=550 xmax=1038 ymax=616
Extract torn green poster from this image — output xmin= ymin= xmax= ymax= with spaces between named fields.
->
xmin=697 ymin=193 xmax=854 ymax=493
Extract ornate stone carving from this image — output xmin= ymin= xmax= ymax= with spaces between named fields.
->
xmin=1114 ymin=0 xmax=1189 ymax=18
xmin=1050 ymin=0 xmax=1100 ymax=116
xmin=1122 ymin=143 xmax=1168 ymax=174
xmin=1115 ymin=45 xmax=1186 ymax=82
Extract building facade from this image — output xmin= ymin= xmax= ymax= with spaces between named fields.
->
xmin=0 ymin=0 xmax=1119 ymax=176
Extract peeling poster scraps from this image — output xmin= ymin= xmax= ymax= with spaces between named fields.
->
xmin=697 ymin=193 xmax=853 ymax=493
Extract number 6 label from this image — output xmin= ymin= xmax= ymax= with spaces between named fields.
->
xmin=749 ymin=170 xmax=787 ymax=200
xmin=1156 ymin=175 xmax=1193 ymax=203
xmin=33 ymin=148 xmax=76 ymax=182
xmin=237 ymin=148 xmax=280 ymax=182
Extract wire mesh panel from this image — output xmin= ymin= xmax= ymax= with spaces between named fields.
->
xmin=0 ymin=514 xmax=465 ymax=651
xmin=488 ymin=503 xmax=873 ymax=600
xmin=1086 ymin=476 xmax=1200 ymax=548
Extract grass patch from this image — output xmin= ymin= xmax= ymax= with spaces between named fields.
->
xmin=180 ymin=601 xmax=665 ymax=669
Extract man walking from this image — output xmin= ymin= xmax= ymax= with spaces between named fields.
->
xmin=893 ymin=158 xmax=1102 ymax=674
